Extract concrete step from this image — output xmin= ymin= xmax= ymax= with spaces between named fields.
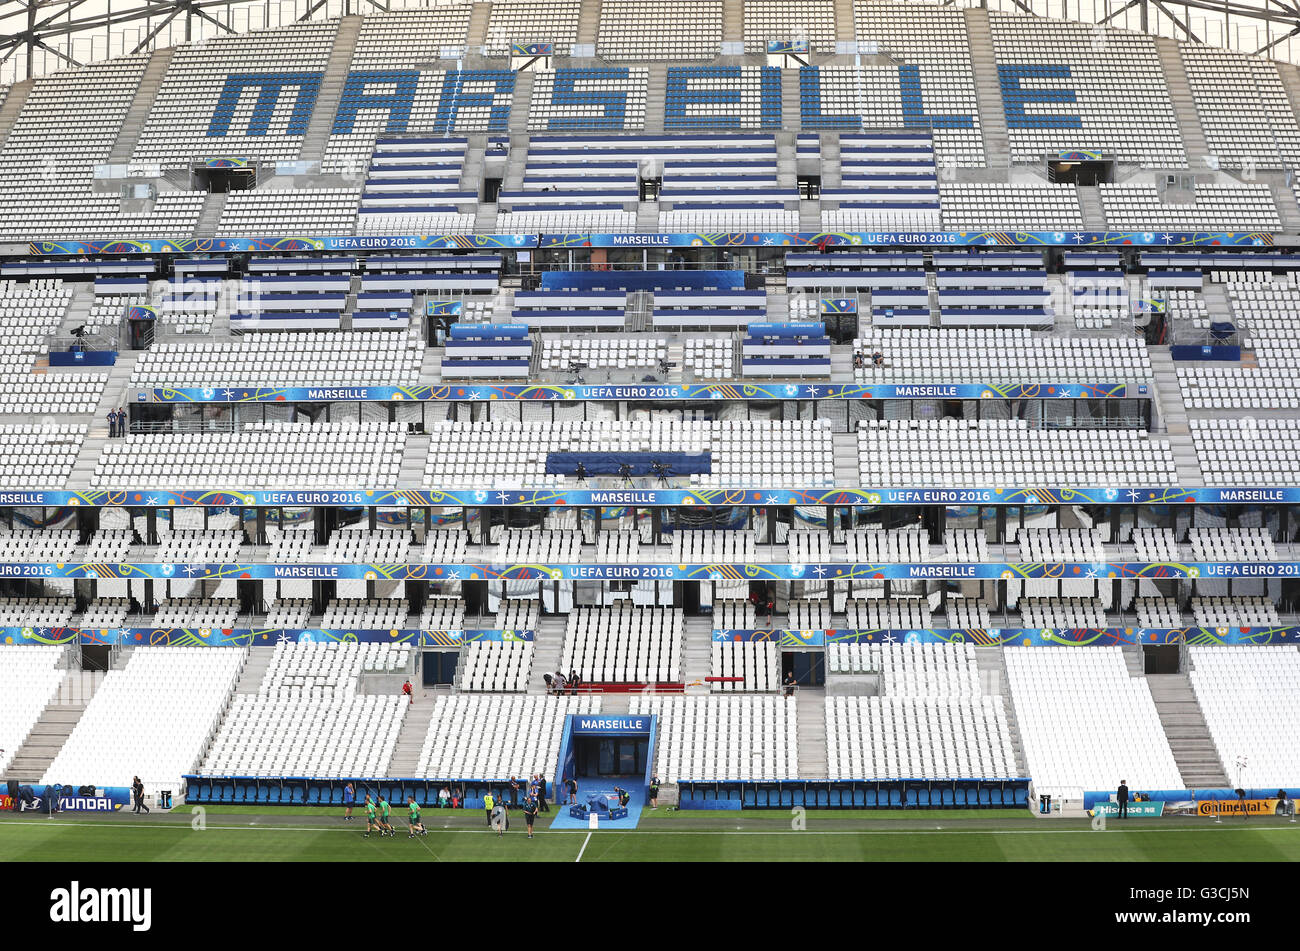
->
xmin=108 ymin=48 xmax=174 ymax=164
xmin=1154 ymin=38 xmax=1209 ymax=166
xmin=235 ymin=647 xmax=275 ymax=694
xmin=3 ymin=697 xmax=90 ymax=783
xmin=1147 ymin=672 xmax=1229 ymax=787
xmin=963 ymin=9 xmax=1011 ymax=172
xmin=795 ymin=687 xmax=827 ymax=779
xmin=298 ymin=16 xmax=363 ymax=166
xmin=387 ymin=697 xmax=438 ymax=776
xmin=576 ymin=0 xmax=603 ymax=47
xmin=526 ymin=615 xmax=568 ymax=695
xmin=0 ymin=78 xmax=34 ymax=149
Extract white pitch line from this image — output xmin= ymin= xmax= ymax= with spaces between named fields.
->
xmin=575 ymin=830 xmax=592 ymax=862
xmin=0 ymin=818 xmax=1295 ymax=837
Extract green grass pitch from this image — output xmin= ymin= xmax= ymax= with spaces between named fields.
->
xmin=2 ymin=806 xmax=1297 ymax=862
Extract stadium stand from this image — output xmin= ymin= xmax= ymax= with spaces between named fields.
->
xmin=632 ymin=694 xmax=798 ymax=782
xmin=0 ymin=646 xmax=66 ymax=776
xmin=1005 ymin=647 xmax=1184 ymax=799
xmin=42 ymin=646 xmax=246 ymax=793
xmin=1188 ymin=646 xmax=1300 ymax=788
xmin=200 ymin=642 xmax=411 ymax=779
xmin=417 ymin=694 xmax=597 ymax=781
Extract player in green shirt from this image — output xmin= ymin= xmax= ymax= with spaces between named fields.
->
xmin=377 ymin=794 xmax=395 ymax=836
xmin=363 ymin=794 xmax=380 ymax=838
xmin=407 ymin=796 xmax=427 ymax=838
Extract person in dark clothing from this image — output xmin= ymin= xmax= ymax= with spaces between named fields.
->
xmin=649 ymin=775 xmax=660 ymax=809
xmin=508 ymin=776 xmax=520 ymax=808
xmin=132 ymin=776 xmax=149 ymax=814
xmin=566 ymin=775 xmax=578 ymax=805
xmin=783 ymin=671 xmax=797 ymax=698
xmin=1116 ymin=780 xmax=1129 ymax=819
xmin=536 ymin=775 xmax=549 ymax=813
xmin=522 ymin=793 xmax=539 ymax=839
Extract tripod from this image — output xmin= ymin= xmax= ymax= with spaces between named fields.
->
xmin=573 ymin=462 xmax=588 ymax=485
xmin=618 ymin=463 xmax=634 ymax=487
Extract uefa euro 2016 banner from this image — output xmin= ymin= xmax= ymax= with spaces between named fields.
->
xmin=26 ymin=229 xmax=1278 ymax=257
xmin=0 ymin=486 xmax=1296 ymax=507
xmin=0 ymin=628 xmax=534 ymax=647
xmin=5 ymin=626 xmax=1289 ymax=648
xmin=713 ymin=627 xmax=1299 ymax=647
xmin=144 ymin=381 xmax=1132 ymax=403
xmin=4 ymin=560 xmax=1300 ymax=581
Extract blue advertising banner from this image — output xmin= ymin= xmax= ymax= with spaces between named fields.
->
xmin=4 ymin=559 xmax=1300 ymax=582
xmin=426 ymin=300 xmax=463 ymax=317
xmin=0 ymin=485 xmax=1296 ymax=508
xmin=511 ymin=42 xmax=554 ymax=55
xmin=6 ymin=784 xmax=132 ymax=812
xmin=26 ymin=234 xmax=536 ymax=256
xmin=144 ymin=381 xmax=1130 ymax=403
xmin=767 ymin=40 xmax=810 ymax=54
xmin=571 ymin=715 xmax=653 ymax=735
xmin=0 ymin=627 xmax=533 ymax=647
xmin=6 ymin=625 xmax=1288 ymax=649
xmin=22 ymin=230 xmax=1279 ymax=257
xmin=536 ymin=231 xmax=1277 ymax=249
xmin=820 ymin=297 xmax=858 ymax=315
xmin=815 ymin=626 xmax=1298 ymax=647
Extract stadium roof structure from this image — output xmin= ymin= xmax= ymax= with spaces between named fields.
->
xmin=7 ymin=0 xmax=1300 ymax=84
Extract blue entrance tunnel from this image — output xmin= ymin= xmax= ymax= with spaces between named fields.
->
xmin=549 ymin=713 xmax=656 ymax=830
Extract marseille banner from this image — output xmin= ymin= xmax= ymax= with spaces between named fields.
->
xmin=5 ymin=486 xmax=1296 ymax=508
xmin=0 ymin=627 xmax=534 ymax=647
xmin=808 ymin=627 xmax=1297 ymax=646
xmin=536 ymin=231 xmax=1278 ymax=249
xmin=26 ymin=234 xmax=536 ymax=256
xmin=6 ymin=559 xmax=1300 ymax=581
xmin=143 ymin=381 xmax=1131 ymax=403
xmin=23 ymin=230 xmax=1279 ymax=257
xmin=5 ymin=626 xmax=1287 ymax=648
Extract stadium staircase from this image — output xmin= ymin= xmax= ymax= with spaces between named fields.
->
xmin=298 ymin=15 xmax=363 ymax=168
xmin=682 ymin=616 xmax=713 ymax=687
xmin=987 ymin=649 xmax=1031 ymax=778
xmin=107 ymin=47 xmax=174 ymax=165
xmin=0 ymin=77 xmax=33 ymax=148
xmin=645 ymin=64 xmax=668 ymax=133
xmin=1147 ymin=671 xmax=1229 ymax=788
xmin=1076 ymin=185 xmax=1106 ymax=231
xmin=795 ymin=687 xmax=828 ymax=779
xmin=819 ymin=132 xmax=842 ymax=189
xmin=508 ymin=71 xmax=535 ymax=134
xmin=386 ymin=698 xmax=438 ymax=777
xmin=1269 ymin=180 xmax=1300 ymax=233
xmin=234 ymin=647 xmax=274 ymax=694
xmin=963 ymin=8 xmax=1011 ymax=173
xmin=4 ymin=671 xmax=103 ymax=783
xmin=833 ymin=0 xmax=856 ymax=42
xmin=576 ymin=0 xmax=602 ymax=47
xmin=526 ymin=615 xmax=567 ymax=695
xmin=467 ymin=0 xmax=491 ymax=49
xmin=722 ymin=0 xmax=744 ymax=44
xmin=1154 ymin=39 xmax=1210 ymax=164
xmin=781 ymin=71 xmax=800 ymax=140
xmin=195 ymin=192 xmax=228 ymax=238
xmin=1275 ymin=62 xmax=1300 ymax=138
xmin=1147 ymin=346 xmax=1205 ymax=484
xmin=398 ymin=434 xmax=430 ymax=485
xmin=636 ymin=201 xmax=660 ymax=232
xmin=831 ymin=431 xmax=859 ymax=486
